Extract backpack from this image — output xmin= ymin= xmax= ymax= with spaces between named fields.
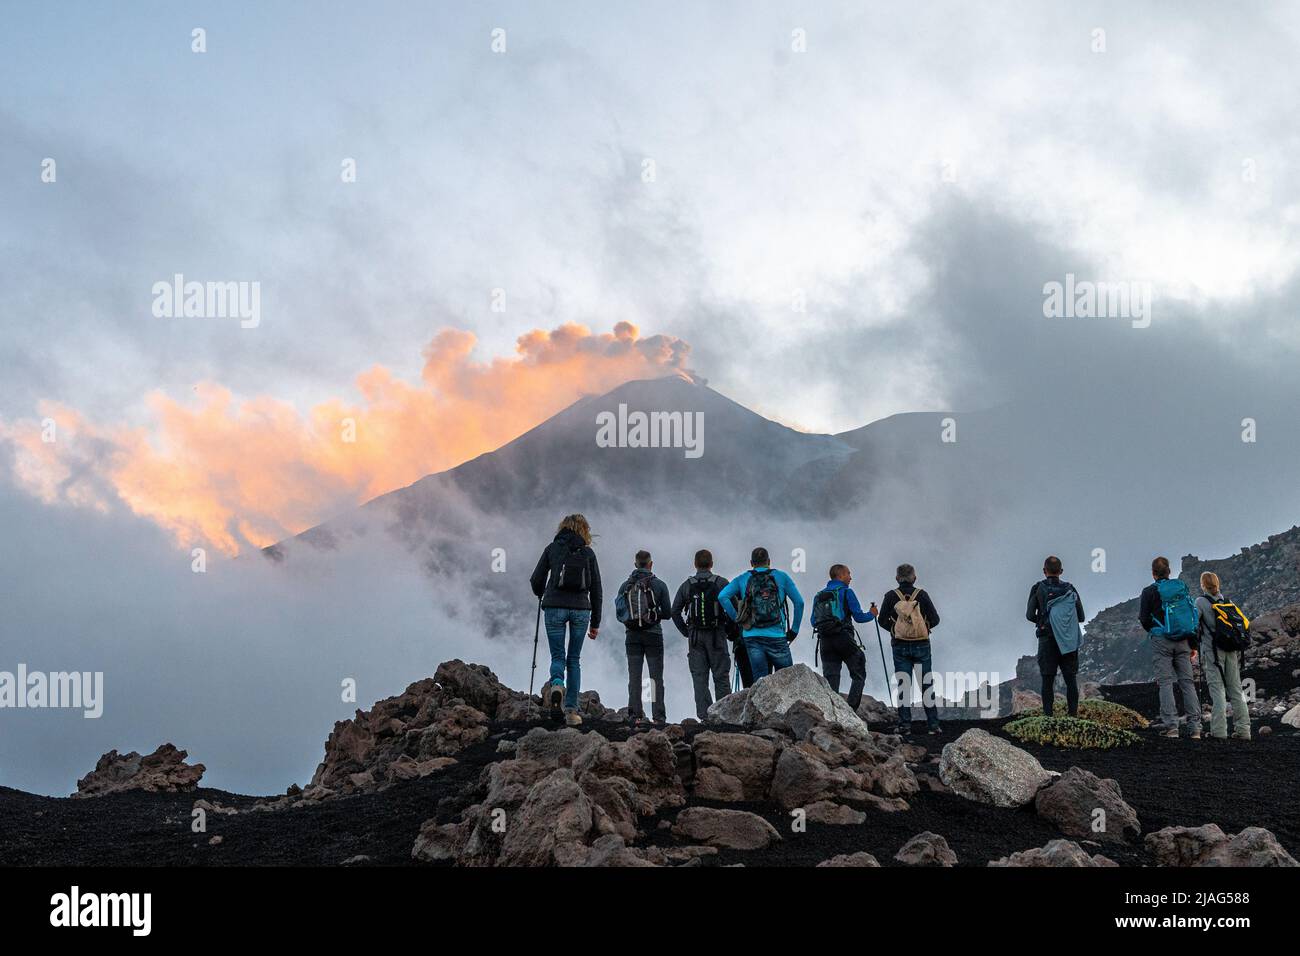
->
xmin=686 ymin=575 xmax=722 ymax=631
xmin=625 ymin=575 xmax=661 ymax=629
xmin=553 ymin=542 xmax=589 ymax=593
xmin=738 ymin=569 xmax=783 ymax=630
xmin=811 ymin=586 xmax=853 ymax=638
xmin=891 ymin=587 xmax=930 ymax=641
xmin=1041 ymin=581 xmax=1082 ymax=654
xmin=1207 ymin=598 xmax=1250 ymax=652
xmin=1151 ymin=578 xmax=1198 ymax=639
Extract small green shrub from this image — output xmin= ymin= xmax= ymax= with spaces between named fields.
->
xmin=1017 ymin=699 xmax=1148 ymax=731
xmin=1004 ymin=715 xmax=1140 ymax=749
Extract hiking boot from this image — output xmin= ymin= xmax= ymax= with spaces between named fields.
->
xmin=927 ymin=723 xmax=942 ymax=736
xmin=1161 ymin=727 xmax=1180 ymax=738
xmin=547 ymin=682 xmax=565 ymax=711
xmin=1189 ymin=727 xmax=1202 ymax=740
xmin=564 ymin=711 xmax=583 ymax=727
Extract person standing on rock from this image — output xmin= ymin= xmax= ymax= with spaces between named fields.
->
xmin=877 ymin=563 xmax=942 ymax=738
xmin=718 ymin=547 xmax=805 ymax=682
xmin=670 ymin=549 xmax=734 ymax=719
xmin=529 ymin=514 xmax=602 ymax=726
xmin=1195 ymin=571 xmax=1252 ymax=741
xmin=1025 ymin=555 xmax=1086 ymax=717
xmin=812 ymin=564 xmax=876 ymax=711
xmin=1138 ymin=556 xmax=1202 ymax=739
xmin=616 ymin=550 xmax=673 ymax=727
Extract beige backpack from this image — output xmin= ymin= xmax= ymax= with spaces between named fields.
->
xmin=892 ymin=587 xmax=930 ymax=641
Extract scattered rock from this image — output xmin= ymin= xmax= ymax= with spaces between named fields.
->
xmin=73 ymin=744 xmax=205 ymax=798
xmin=938 ymin=729 xmax=1054 ymax=807
xmin=894 ymin=831 xmax=957 ymax=867
xmin=989 ymin=839 xmax=1118 ymax=867
xmin=340 ymin=854 xmax=371 ymax=866
xmin=208 ymin=835 xmax=223 ymax=846
xmin=804 ymin=801 xmax=867 ymax=825
xmin=818 ymin=851 xmax=881 ymax=867
xmin=671 ymin=807 xmax=781 ymax=850
xmin=1145 ymin=824 xmax=1298 ymax=867
xmin=1034 ymin=767 xmax=1140 ymax=844
xmin=1282 ymin=704 xmax=1300 ymax=729
xmin=691 ymin=732 xmax=777 ymax=801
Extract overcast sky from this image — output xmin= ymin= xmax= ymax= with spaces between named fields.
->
xmin=3 ymin=2 xmax=1300 ymax=793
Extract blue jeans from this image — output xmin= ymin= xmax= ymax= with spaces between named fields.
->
xmin=745 ymin=634 xmax=793 ymax=680
xmin=891 ymin=640 xmax=938 ymax=728
xmin=543 ymin=607 xmax=589 ymax=710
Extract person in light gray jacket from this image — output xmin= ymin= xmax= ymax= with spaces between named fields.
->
xmin=1195 ymin=571 xmax=1252 ymax=740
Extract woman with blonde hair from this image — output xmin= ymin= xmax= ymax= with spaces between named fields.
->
xmin=1195 ymin=571 xmax=1252 ymax=740
xmin=529 ymin=514 xmax=603 ymax=726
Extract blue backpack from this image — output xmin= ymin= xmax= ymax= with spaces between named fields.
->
xmin=1151 ymin=578 xmax=1199 ymax=639
xmin=1043 ymin=582 xmax=1082 ymax=654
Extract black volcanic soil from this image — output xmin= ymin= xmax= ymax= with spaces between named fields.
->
xmin=3 ymin=711 xmax=1296 ymax=868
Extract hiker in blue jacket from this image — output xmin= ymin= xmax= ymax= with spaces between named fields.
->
xmin=1139 ymin=556 xmax=1202 ymax=739
xmin=813 ymin=565 xmax=876 ymax=710
xmin=718 ymin=547 xmax=804 ymax=681
xmin=1025 ymin=555 xmax=1085 ymax=717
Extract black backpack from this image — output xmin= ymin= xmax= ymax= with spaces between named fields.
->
xmin=1207 ymin=598 xmax=1251 ymax=652
xmin=626 ymin=575 xmax=662 ymax=629
xmin=553 ymin=543 xmax=589 ymax=593
xmin=686 ymin=575 xmax=722 ymax=631
xmin=811 ymin=587 xmax=853 ymax=638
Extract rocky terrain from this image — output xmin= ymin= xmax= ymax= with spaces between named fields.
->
xmin=1 ymin=660 xmax=1297 ymax=868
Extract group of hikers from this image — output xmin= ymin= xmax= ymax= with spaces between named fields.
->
xmin=529 ymin=514 xmax=1255 ymax=741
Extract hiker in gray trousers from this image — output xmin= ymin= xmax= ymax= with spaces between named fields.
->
xmin=670 ymin=549 xmax=732 ymax=719
xmin=1138 ymin=556 xmax=1202 ymax=738
xmin=1195 ymin=571 xmax=1252 ymax=740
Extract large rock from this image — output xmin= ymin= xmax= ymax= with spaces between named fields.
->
xmin=691 ymin=732 xmax=777 ymax=801
xmin=894 ymin=831 xmax=958 ymax=867
xmin=938 ymin=729 xmax=1053 ymax=807
xmin=1034 ymin=767 xmax=1140 ymax=844
xmin=769 ymin=744 xmax=853 ymax=809
xmin=708 ymin=664 xmax=869 ymax=736
xmin=989 ymin=839 xmax=1118 ymax=867
xmin=73 ymin=744 xmax=205 ymax=797
xmin=1145 ymin=824 xmax=1298 ymax=867
xmin=499 ymin=769 xmax=609 ymax=866
xmin=672 ymin=807 xmax=781 ymax=850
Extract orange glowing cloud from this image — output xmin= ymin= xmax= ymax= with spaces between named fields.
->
xmin=0 ymin=322 xmax=692 ymax=555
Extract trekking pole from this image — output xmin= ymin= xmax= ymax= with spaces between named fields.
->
xmin=528 ymin=598 xmax=542 ymax=697
xmin=871 ymin=616 xmax=891 ymax=702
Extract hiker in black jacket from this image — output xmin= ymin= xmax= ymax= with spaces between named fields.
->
xmin=878 ymin=564 xmax=942 ymax=737
xmin=529 ymin=514 xmax=602 ymax=727
xmin=1026 ymin=556 xmax=1085 ymax=717
xmin=617 ymin=550 xmax=673 ymax=726
xmin=670 ymin=549 xmax=733 ymax=719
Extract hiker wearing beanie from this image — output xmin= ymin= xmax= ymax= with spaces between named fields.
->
xmin=877 ymin=563 xmax=942 ymax=737
xmin=1025 ymin=556 xmax=1086 ymax=717
xmin=615 ymin=550 xmax=673 ymax=727
xmin=529 ymin=514 xmax=602 ymax=726
xmin=718 ymin=547 xmax=804 ymax=681
xmin=1195 ymin=571 xmax=1252 ymax=741
xmin=1139 ymin=556 xmax=1202 ymax=739
xmin=811 ymin=564 xmax=876 ymax=711
xmin=670 ymin=549 xmax=733 ymax=720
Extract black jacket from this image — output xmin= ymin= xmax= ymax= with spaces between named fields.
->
xmin=1026 ymin=577 xmax=1085 ymax=640
xmin=878 ymin=583 xmax=940 ymax=641
xmin=530 ymin=529 xmax=602 ymax=629
xmin=670 ymin=571 xmax=733 ymax=638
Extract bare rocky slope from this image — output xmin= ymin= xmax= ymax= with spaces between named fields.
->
xmin=2 ymin=660 xmax=1297 ymax=868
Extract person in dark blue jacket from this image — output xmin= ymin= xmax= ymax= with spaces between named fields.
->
xmin=814 ymin=565 xmax=876 ymax=710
